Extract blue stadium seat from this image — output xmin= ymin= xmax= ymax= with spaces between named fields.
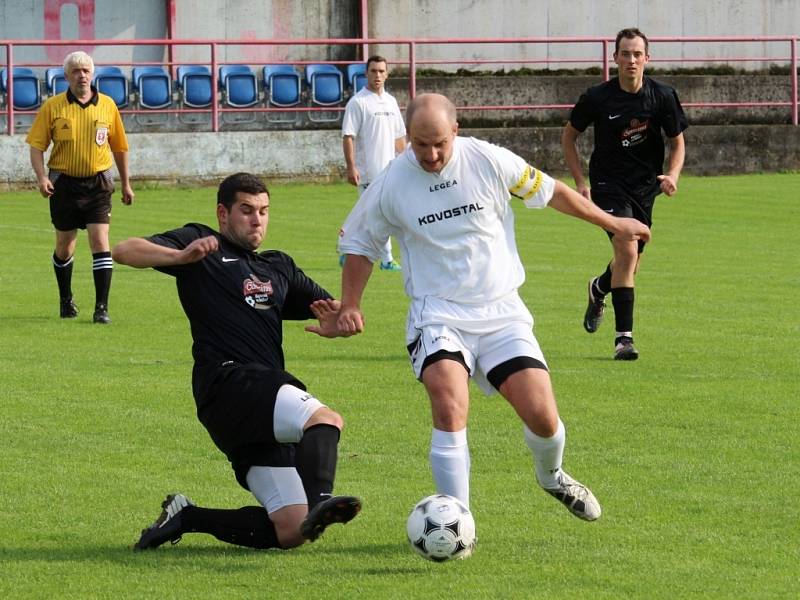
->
xmin=176 ymin=65 xmax=213 ymax=125
xmin=132 ymin=66 xmax=172 ymax=125
xmin=304 ymin=64 xmax=344 ymax=123
xmin=132 ymin=66 xmax=172 ymax=109
xmin=346 ymin=63 xmax=367 ymax=93
xmin=218 ymin=64 xmax=258 ymax=124
xmin=45 ymin=67 xmax=68 ymax=96
xmin=93 ymin=65 xmax=129 ymax=108
xmin=176 ymin=65 xmax=213 ymax=109
xmin=0 ymin=67 xmax=42 ymax=110
xmin=262 ymin=64 xmax=301 ymax=124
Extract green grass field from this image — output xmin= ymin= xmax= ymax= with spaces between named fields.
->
xmin=1 ymin=175 xmax=798 ymax=599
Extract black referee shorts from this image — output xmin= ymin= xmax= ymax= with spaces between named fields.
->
xmin=194 ymin=361 xmax=305 ymax=490
xmin=49 ymin=171 xmax=114 ymax=231
xmin=592 ymin=186 xmax=657 ymax=253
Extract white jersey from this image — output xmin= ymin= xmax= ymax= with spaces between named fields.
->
xmin=341 ymin=87 xmax=406 ymax=184
xmin=338 ymin=136 xmax=556 ymax=333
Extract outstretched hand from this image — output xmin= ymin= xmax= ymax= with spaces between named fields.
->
xmin=613 ymin=217 xmax=651 ymax=244
xmin=305 ymin=299 xmax=357 ymax=338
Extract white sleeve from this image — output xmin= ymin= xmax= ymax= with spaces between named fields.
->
xmin=337 ymin=176 xmax=393 ymax=262
xmin=393 ymin=98 xmax=407 ymax=138
xmin=341 ymin=97 xmax=361 ymax=137
xmin=487 ymin=141 xmax=556 ymax=209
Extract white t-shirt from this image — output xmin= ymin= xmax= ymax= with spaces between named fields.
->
xmin=338 ymin=136 xmax=556 ymax=333
xmin=341 ymin=87 xmax=406 ymax=184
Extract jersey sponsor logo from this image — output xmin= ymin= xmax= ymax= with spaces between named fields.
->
xmin=620 ymin=118 xmax=649 ymax=148
xmin=429 ymin=179 xmax=458 ymax=192
xmin=371 ymin=111 xmax=395 ymax=117
xmin=222 ymin=257 xmax=239 ymax=262
xmin=243 ymin=274 xmax=275 ymax=310
xmin=608 ymin=114 xmax=622 ymax=120
xmin=417 ymin=202 xmax=484 ymax=226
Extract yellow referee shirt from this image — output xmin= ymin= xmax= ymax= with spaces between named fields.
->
xmin=26 ymin=87 xmax=129 ymax=178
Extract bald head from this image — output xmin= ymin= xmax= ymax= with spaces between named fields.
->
xmin=406 ymin=94 xmax=459 ymax=173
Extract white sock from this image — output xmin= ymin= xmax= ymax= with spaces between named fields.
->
xmin=430 ymin=428 xmax=470 ymax=507
xmin=523 ymin=419 xmax=565 ymax=489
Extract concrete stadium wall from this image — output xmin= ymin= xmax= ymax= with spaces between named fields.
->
xmin=2 ymin=124 xmax=798 ymax=190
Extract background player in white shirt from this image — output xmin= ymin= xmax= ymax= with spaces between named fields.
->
xmin=341 ymin=55 xmax=406 ymax=271
xmin=334 ymin=94 xmax=650 ymax=521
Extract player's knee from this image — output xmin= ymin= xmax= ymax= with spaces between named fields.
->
xmin=304 ymin=405 xmax=343 ymax=432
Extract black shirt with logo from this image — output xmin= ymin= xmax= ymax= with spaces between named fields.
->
xmin=148 ymin=223 xmax=332 ymax=399
xmin=569 ymin=76 xmax=688 ymax=197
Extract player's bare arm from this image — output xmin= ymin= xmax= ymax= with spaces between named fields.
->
xmin=112 ymin=235 xmax=219 ymax=268
xmin=548 ymin=180 xmax=651 ymax=243
xmin=342 ymin=136 xmax=360 ymax=186
xmin=657 ymin=133 xmax=685 ymax=196
xmin=337 ymin=254 xmax=374 ymax=334
xmin=29 ymin=147 xmax=54 ymax=197
xmin=305 ymin=299 xmax=351 ymax=338
xmin=113 ymin=151 xmax=135 ymax=205
xmin=560 ymin=123 xmax=591 ymax=199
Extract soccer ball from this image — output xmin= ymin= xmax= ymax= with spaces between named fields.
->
xmin=406 ymin=494 xmax=476 ymax=562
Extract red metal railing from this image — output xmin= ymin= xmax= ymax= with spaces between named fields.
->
xmin=2 ymin=35 xmax=798 ymax=135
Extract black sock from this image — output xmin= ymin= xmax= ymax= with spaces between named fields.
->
xmin=295 ymin=424 xmax=340 ymax=509
xmin=53 ymin=253 xmax=74 ymax=300
xmin=181 ymin=505 xmax=281 ymax=549
xmin=92 ymin=251 xmax=113 ymax=307
xmin=611 ymin=287 xmax=635 ymax=336
xmin=594 ymin=264 xmax=612 ymax=298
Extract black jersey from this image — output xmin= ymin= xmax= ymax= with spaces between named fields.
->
xmin=148 ymin=223 xmax=332 ymax=393
xmin=569 ymin=76 xmax=688 ymax=197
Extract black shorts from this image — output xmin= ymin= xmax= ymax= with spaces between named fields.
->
xmin=592 ymin=186 xmax=657 ymax=253
xmin=49 ymin=171 xmax=114 ymax=231
xmin=194 ymin=361 xmax=305 ymax=490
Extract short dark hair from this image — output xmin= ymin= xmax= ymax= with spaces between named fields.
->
xmin=217 ymin=172 xmax=269 ymax=209
xmin=366 ymin=55 xmax=388 ymax=69
xmin=615 ymin=27 xmax=649 ymax=55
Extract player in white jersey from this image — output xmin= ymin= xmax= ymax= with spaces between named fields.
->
xmin=334 ymin=94 xmax=650 ymax=522
xmin=341 ymin=56 xmax=406 ymax=271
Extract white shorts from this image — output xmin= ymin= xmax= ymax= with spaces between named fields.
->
xmin=407 ymin=320 xmax=547 ymax=395
xmin=273 ymin=384 xmax=325 ymax=443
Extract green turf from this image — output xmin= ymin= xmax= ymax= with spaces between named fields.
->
xmin=1 ymin=175 xmax=798 ymax=599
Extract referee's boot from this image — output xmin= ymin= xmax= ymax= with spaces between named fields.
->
xmin=540 ymin=471 xmax=601 ymax=521
xmin=582 ymin=278 xmax=605 ymax=333
xmin=614 ymin=336 xmax=639 ymax=361
xmin=60 ymin=296 xmax=78 ymax=319
xmin=300 ymin=495 xmax=362 ymax=542
xmin=93 ymin=303 xmax=112 ymax=324
xmin=134 ymin=493 xmax=195 ymax=550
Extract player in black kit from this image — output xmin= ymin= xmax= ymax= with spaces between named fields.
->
xmin=562 ymin=27 xmax=688 ymax=360
xmin=112 ymin=172 xmax=360 ymax=550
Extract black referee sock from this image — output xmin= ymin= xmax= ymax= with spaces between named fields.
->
xmin=92 ymin=251 xmax=113 ymax=307
xmin=594 ymin=264 xmax=613 ymax=298
xmin=181 ymin=505 xmax=281 ymax=549
xmin=296 ymin=424 xmax=341 ymax=509
xmin=52 ymin=253 xmax=74 ymax=300
xmin=611 ymin=287 xmax=635 ymax=335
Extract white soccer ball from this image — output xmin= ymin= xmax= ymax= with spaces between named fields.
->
xmin=406 ymin=494 xmax=476 ymax=562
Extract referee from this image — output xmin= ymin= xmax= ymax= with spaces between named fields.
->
xmin=562 ymin=28 xmax=688 ymax=360
xmin=113 ymin=173 xmax=360 ymax=551
xmin=26 ymin=51 xmax=134 ymax=324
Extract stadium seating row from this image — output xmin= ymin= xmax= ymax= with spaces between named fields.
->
xmin=0 ymin=63 xmax=368 ymax=118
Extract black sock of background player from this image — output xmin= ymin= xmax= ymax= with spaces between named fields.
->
xmin=295 ymin=424 xmax=340 ymax=509
xmin=611 ymin=287 xmax=635 ymax=339
xmin=92 ymin=251 xmax=113 ymax=307
xmin=181 ymin=505 xmax=281 ymax=549
xmin=53 ymin=253 xmax=74 ymax=300
xmin=594 ymin=263 xmax=613 ymax=298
